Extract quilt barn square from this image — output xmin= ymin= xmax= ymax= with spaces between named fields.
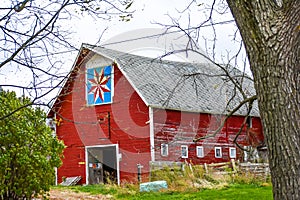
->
xmin=86 ymin=65 xmax=113 ymax=105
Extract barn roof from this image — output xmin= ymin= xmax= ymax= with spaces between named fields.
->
xmin=83 ymin=44 xmax=259 ymax=117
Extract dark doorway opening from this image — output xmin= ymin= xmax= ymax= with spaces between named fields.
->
xmin=87 ymin=146 xmax=117 ymax=184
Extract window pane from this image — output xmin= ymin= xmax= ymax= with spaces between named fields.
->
xmin=229 ymin=148 xmax=236 ymax=158
xmin=197 ymin=146 xmax=204 ymax=158
xmin=181 ymin=146 xmax=188 ymax=158
xmin=161 ymin=143 xmax=168 ymax=156
xmin=215 ymin=147 xmax=222 ymax=158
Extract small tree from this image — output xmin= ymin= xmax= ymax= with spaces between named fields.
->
xmin=0 ymin=90 xmax=65 ymax=200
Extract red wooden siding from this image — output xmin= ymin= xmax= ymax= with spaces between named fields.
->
xmin=153 ymin=108 xmax=263 ymax=164
xmin=55 ymin=56 xmax=151 ymax=184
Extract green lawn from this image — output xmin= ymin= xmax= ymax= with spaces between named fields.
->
xmin=117 ymin=184 xmax=273 ymax=200
xmin=61 ymin=183 xmax=273 ymax=200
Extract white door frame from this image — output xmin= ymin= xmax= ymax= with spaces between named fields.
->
xmin=85 ymin=144 xmax=120 ymax=185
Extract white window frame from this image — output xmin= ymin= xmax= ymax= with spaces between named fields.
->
xmin=161 ymin=143 xmax=168 ymax=157
xmin=215 ymin=147 xmax=222 ymax=158
xmin=196 ymin=146 xmax=204 ymax=158
xmin=181 ymin=145 xmax=188 ymax=158
xmin=229 ymin=147 xmax=236 ymax=158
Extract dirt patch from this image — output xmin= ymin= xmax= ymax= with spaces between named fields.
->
xmin=48 ymin=189 xmax=113 ymax=200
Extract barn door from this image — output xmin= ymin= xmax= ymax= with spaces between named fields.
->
xmin=87 ymin=146 xmax=117 ymax=184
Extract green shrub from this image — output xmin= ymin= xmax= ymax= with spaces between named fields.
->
xmin=0 ymin=90 xmax=65 ymax=200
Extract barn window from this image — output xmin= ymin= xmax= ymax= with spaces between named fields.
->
xmin=181 ymin=145 xmax=188 ymax=158
xmin=196 ymin=146 xmax=204 ymax=158
xmin=215 ymin=147 xmax=222 ymax=158
xmin=229 ymin=147 xmax=236 ymax=158
xmin=161 ymin=143 xmax=168 ymax=157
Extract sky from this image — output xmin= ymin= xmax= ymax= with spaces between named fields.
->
xmin=70 ymin=0 xmax=244 ymax=63
xmin=0 ymin=0 xmax=249 ymax=101
xmin=73 ymin=1 xmax=193 ymax=44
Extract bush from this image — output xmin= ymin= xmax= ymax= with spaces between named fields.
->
xmin=0 ymin=90 xmax=65 ymax=200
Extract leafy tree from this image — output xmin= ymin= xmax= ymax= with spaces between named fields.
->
xmin=0 ymin=90 xmax=65 ymax=200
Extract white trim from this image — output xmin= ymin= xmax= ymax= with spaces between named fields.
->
xmin=214 ymin=147 xmax=222 ymax=158
xmin=54 ymin=113 xmax=58 ymax=185
xmin=85 ymin=144 xmax=120 ymax=185
xmin=85 ymin=147 xmax=88 ymax=184
xmin=115 ymin=143 xmax=120 ymax=185
xmin=160 ymin=143 xmax=168 ymax=157
xmin=196 ymin=146 xmax=204 ymax=158
xmin=55 ymin=167 xmax=58 ymax=185
xmin=149 ymin=107 xmax=155 ymax=161
xmin=229 ymin=147 xmax=236 ymax=159
xmin=181 ymin=145 xmax=188 ymax=158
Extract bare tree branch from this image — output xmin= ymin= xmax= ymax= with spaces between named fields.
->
xmin=193 ymin=95 xmax=257 ymax=142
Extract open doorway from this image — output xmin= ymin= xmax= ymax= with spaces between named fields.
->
xmin=86 ymin=145 xmax=118 ymax=184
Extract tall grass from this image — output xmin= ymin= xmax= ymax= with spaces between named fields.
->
xmin=150 ymin=163 xmax=223 ymax=191
xmin=150 ymin=162 xmax=271 ymax=191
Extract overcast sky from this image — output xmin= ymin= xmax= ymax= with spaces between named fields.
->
xmin=71 ymin=0 xmax=242 ymax=63
xmin=1 ymin=0 xmax=249 ymax=100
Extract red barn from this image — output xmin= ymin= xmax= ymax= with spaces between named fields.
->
xmin=48 ymin=44 xmax=264 ymax=185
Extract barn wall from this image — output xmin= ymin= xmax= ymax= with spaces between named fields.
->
xmin=55 ymin=54 xmax=151 ymax=184
xmin=55 ymin=90 xmax=86 ymax=184
xmin=153 ymin=108 xmax=263 ymax=164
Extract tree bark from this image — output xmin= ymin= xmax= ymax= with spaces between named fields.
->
xmin=226 ymin=0 xmax=300 ymax=199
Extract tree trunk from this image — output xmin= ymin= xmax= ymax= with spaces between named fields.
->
xmin=226 ymin=1 xmax=300 ymax=199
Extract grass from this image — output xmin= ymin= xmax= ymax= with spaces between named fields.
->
xmin=52 ymin=183 xmax=273 ymax=200
xmin=118 ymin=184 xmax=273 ymax=200
xmin=72 ymin=184 xmax=117 ymax=194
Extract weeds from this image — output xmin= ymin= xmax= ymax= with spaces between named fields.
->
xmin=149 ymin=162 xmax=271 ymax=192
xmin=229 ymin=171 xmax=271 ymax=186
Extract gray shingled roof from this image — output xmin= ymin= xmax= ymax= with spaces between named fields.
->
xmin=84 ymin=44 xmax=259 ymax=117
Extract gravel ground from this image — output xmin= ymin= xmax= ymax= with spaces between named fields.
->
xmin=48 ymin=189 xmax=113 ymax=200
